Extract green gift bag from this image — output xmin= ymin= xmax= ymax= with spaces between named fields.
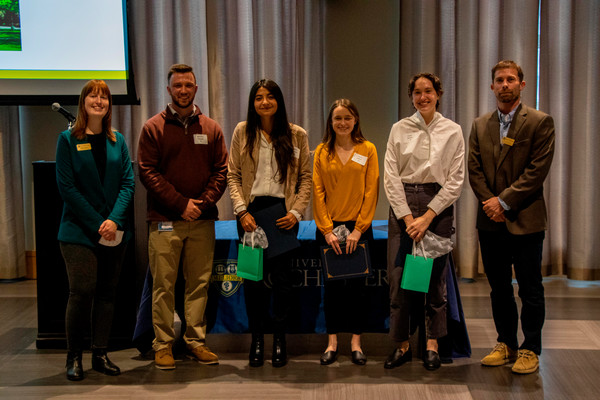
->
xmin=401 ymin=241 xmax=433 ymax=293
xmin=236 ymin=233 xmax=263 ymax=281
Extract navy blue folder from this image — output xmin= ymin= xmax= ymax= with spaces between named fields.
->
xmin=320 ymin=240 xmax=372 ymax=281
xmin=252 ymin=202 xmax=300 ymax=259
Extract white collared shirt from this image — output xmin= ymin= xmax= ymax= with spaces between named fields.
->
xmin=250 ymin=132 xmax=285 ymax=199
xmin=248 ymin=132 xmax=302 ymax=221
xmin=384 ymin=111 xmax=465 ymax=218
xmin=168 ymin=104 xmax=198 ymax=128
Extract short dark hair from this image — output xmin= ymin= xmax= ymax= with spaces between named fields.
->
xmin=167 ymin=63 xmax=196 ymax=84
xmin=408 ymin=73 xmax=443 ymax=109
xmin=492 ymin=60 xmax=524 ymax=82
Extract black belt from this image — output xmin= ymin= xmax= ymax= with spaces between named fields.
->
xmin=402 ymin=182 xmax=440 ymax=191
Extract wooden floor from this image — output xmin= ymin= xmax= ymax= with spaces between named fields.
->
xmin=1 ymin=277 xmax=600 ymax=399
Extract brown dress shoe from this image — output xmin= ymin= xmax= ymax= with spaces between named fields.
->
xmin=188 ymin=345 xmax=219 ymax=365
xmin=481 ymin=342 xmax=517 ymax=366
xmin=155 ymin=346 xmax=175 ymax=370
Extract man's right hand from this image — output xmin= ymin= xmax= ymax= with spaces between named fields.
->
xmin=490 ymin=212 xmax=506 ymax=222
xmin=483 ymin=197 xmax=506 ymax=222
xmin=182 ymin=199 xmax=203 ymax=221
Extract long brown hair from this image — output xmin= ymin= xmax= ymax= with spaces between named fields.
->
xmin=244 ymin=79 xmax=294 ymax=184
xmin=71 ymin=80 xmax=115 ymax=142
xmin=322 ymin=99 xmax=365 ymax=158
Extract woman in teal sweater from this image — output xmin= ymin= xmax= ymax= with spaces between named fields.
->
xmin=56 ymin=80 xmax=134 ymax=381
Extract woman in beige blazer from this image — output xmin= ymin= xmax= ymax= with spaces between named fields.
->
xmin=227 ymin=79 xmax=311 ymax=368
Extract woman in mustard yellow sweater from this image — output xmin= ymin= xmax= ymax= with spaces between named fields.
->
xmin=313 ymin=99 xmax=379 ymax=365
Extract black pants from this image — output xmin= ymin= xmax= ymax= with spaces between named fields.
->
xmin=316 ymin=221 xmax=373 ymax=335
xmin=60 ymin=241 xmax=127 ymax=352
xmin=479 ymin=229 xmax=545 ymax=355
xmin=238 ymin=197 xmax=297 ymax=336
xmin=387 ymin=183 xmax=454 ymax=342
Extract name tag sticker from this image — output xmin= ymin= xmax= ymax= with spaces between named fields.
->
xmin=194 ymin=134 xmax=208 ymax=145
xmin=502 ymin=137 xmax=515 ymax=146
xmin=351 ymin=153 xmax=367 ymax=166
xmin=158 ymin=221 xmax=173 ymax=232
xmin=76 ymin=143 xmax=92 ymax=151
xmin=293 ymin=146 xmax=300 ymax=159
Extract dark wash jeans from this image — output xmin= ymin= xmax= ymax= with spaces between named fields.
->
xmin=387 ymin=183 xmax=454 ymax=342
xmin=478 ymin=229 xmax=545 ymax=355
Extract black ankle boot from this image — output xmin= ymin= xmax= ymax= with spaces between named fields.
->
xmin=272 ymin=334 xmax=287 ymax=368
xmin=66 ymin=351 xmax=84 ymax=381
xmin=249 ymin=334 xmax=264 ymax=367
xmin=92 ymin=348 xmax=121 ymax=376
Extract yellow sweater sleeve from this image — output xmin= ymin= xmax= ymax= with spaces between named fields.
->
xmin=312 ymin=144 xmax=334 ymax=235
xmin=355 ymin=142 xmax=379 ymax=233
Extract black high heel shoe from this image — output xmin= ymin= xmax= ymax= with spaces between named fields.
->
xmin=249 ymin=335 xmax=264 ymax=367
xmin=272 ymin=334 xmax=287 ymax=368
xmin=66 ymin=351 xmax=84 ymax=381
xmin=92 ymin=348 xmax=121 ymax=376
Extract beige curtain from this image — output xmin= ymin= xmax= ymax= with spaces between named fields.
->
xmin=110 ymin=0 xmax=324 ymax=267
xmin=540 ymin=0 xmax=600 ymax=279
xmin=1 ymin=0 xmax=597 ymax=280
xmin=399 ymin=0 xmax=600 ymax=280
xmin=399 ymin=0 xmax=545 ymax=279
xmin=110 ymin=0 xmax=213 ymax=268
xmin=205 ymin=0 xmax=324 ymax=220
xmin=0 ymin=107 xmax=26 ymax=279
xmin=1 ymin=0 xmax=323 ymax=278
xmin=205 ymin=0 xmax=324 ymax=215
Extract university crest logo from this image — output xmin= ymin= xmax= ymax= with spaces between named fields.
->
xmin=211 ymin=259 xmax=242 ymax=297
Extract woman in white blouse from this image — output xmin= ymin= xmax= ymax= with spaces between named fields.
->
xmin=383 ymin=73 xmax=465 ymax=371
xmin=227 ymin=79 xmax=312 ymax=368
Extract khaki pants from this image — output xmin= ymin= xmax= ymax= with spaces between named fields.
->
xmin=149 ymin=220 xmax=215 ymax=351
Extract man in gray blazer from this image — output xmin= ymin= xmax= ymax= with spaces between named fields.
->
xmin=468 ymin=60 xmax=555 ymax=374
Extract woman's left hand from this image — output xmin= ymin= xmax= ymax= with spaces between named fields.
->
xmin=346 ymin=229 xmax=362 ymax=254
xmin=98 ymin=219 xmax=118 ymax=241
xmin=276 ymin=212 xmax=298 ymax=230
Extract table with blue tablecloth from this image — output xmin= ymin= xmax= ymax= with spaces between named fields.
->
xmin=133 ymin=220 xmax=470 ymax=359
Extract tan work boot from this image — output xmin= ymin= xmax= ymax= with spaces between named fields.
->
xmin=511 ymin=349 xmax=539 ymax=374
xmin=188 ymin=345 xmax=219 ymax=365
xmin=155 ymin=346 xmax=175 ymax=370
xmin=481 ymin=342 xmax=517 ymax=366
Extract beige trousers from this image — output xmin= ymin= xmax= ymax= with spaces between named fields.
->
xmin=148 ymin=220 xmax=215 ymax=351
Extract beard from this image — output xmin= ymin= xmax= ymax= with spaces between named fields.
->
xmin=497 ymin=90 xmax=520 ymax=103
xmin=171 ymin=95 xmax=194 ymax=109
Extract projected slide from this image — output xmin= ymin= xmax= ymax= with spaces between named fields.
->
xmin=0 ymin=0 xmax=133 ymax=100
xmin=0 ymin=0 xmax=21 ymax=51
